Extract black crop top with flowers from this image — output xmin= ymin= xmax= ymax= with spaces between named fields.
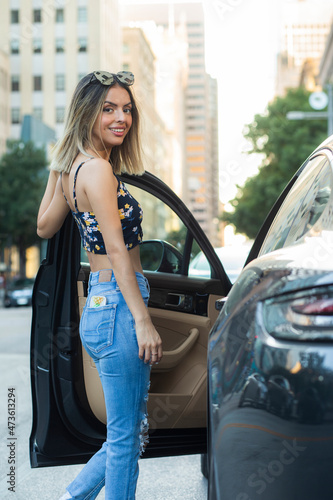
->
xmin=61 ymin=162 xmax=143 ymax=253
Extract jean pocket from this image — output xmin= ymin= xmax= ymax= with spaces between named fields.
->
xmin=81 ymin=303 xmax=117 ymax=353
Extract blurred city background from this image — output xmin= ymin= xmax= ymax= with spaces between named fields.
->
xmin=0 ymin=0 xmax=333 ymax=287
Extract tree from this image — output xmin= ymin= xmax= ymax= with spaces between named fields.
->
xmin=0 ymin=140 xmax=48 ymax=277
xmin=222 ymin=87 xmax=328 ymax=239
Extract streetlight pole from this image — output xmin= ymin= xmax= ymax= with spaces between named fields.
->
xmin=327 ymin=83 xmax=333 ymax=136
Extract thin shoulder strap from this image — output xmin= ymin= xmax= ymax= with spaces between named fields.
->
xmin=73 ymin=162 xmax=85 ymax=212
xmin=60 ymin=173 xmax=71 ymax=208
xmin=72 ymin=158 xmax=94 ymax=212
xmin=113 ymin=170 xmax=120 ymax=189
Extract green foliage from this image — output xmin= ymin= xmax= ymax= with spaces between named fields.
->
xmin=0 ymin=140 xmax=48 ymax=260
xmin=222 ymin=87 xmax=328 ymax=239
xmin=166 ymin=225 xmax=201 ymax=258
xmin=166 ymin=225 xmax=188 ymax=252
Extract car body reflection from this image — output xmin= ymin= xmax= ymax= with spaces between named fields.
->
xmin=266 ymin=375 xmax=294 ymax=419
xmin=239 ymin=373 xmax=268 ymax=409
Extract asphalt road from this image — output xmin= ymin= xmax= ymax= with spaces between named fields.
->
xmin=0 ymin=306 xmax=208 ymax=499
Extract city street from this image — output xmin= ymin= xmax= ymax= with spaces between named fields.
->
xmin=0 ymin=306 xmax=208 ymax=499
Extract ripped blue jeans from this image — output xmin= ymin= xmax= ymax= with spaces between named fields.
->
xmin=67 ymin=270 xmax=151 ymax=500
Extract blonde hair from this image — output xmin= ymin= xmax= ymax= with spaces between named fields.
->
xmin=50 ymin=72 xmax=144 ymax=175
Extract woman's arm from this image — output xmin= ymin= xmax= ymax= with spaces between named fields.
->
xmin=83 ymin=160 xmax=162 ymax=363
xmin=37 ymin=170 xmax=70 ymax=239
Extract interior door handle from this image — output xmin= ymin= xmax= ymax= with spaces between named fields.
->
xmin=165 ymin=293 xmax=185 ymax=308
xmin=152 ymin=328 xmax=199 ymax=372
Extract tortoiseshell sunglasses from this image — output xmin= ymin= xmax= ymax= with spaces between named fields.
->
xmin=90 ymin=71 xmax=134 ymax=86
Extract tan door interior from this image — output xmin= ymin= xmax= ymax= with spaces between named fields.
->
xmin=77 ymin=277 xmax=220 ymax=430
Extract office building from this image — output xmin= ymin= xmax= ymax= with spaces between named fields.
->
xmin=122 ymin=26 xmax=173 ymax=239
xmin=122 ymin=2 xmax=220 ymax=246
xmin=0 ymin=49 xmax=10 ymax=155
xmin=276 ymin=0 xmax=332 ymax=94
xmin=1 ymin=0 xmax=121 ymax=140
xmin=319 ymin=21 xmax=333 ymax=84
xmin=122 ymin=26 xmax=171 ymax=184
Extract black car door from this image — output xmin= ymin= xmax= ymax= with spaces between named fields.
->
xmin=30 ymin=171 xmax=232 ymax=467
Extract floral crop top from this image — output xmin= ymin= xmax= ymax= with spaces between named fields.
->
xmin=61 ymin=162 xmax=143 ymax=254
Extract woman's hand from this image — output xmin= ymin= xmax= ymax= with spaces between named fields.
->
xmin=135 ymin=316 xmax=163 ymax=365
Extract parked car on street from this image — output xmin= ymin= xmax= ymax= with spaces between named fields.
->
xmin=31 ymin=136 xmax=333 ymax=500
xmin=189 ymin=244 xmax=250 ymax=282
xmin=4 ymin=277 xmax=34 ymax=307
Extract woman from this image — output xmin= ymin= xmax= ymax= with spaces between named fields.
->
xmin=37 ymin=70 xmax=163 ymax=500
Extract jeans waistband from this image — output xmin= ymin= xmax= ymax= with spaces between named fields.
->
xmin=88 ymin=269 xmax=148 ymax=288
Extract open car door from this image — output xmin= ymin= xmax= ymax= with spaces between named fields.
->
xmin=30 ymin=172 xmax=233 ymax=467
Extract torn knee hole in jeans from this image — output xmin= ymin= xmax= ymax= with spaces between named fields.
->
xmin=139 ymin=380 xmax=150 ymax=456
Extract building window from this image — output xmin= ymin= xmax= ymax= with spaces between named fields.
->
xmin=56 ymin=107 xmax=65 ymax=123
xmin=10 ymin=10 xmax=19 ymax=23
xmin=33 ymin=9 xmax=42 ymax=23
xmin=10 ymin=39 xmax=20 ymax=54
xmin=56 ymin=38 xmax=65 ymax=53
xmin=33 ymin=76 xmax=42 ymax=91
xmin=78 ymin=37 xmax=88 ymax=52
xmin=11 ymin=108 xmax=20 ymax=124
xmin=78 ymin=7 xmax=87 ymax=22
xmin=55 ymin=74 xmax=65 ymax=91
xmin=187 ymin=125 xmax=204 ymax=131
xmin=33 ymin=107 xmax=43 ymax=121
xmin=56 ymin=9 xmax=64 ymax=23
xmin=33 ymin=39 xmax=42 ymax=53
xmin=11 ymin=75 xmax=20 ymax=92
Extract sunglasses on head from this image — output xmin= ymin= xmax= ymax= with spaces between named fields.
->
xmin=90 ymin=71 xmax=135 ymax=86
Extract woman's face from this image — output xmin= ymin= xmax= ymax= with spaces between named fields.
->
xmin=92 ymin=84 xmax=133 ymax=153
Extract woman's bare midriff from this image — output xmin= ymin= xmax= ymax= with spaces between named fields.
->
xmin=86 ymin=245 xmax=143 ymax=275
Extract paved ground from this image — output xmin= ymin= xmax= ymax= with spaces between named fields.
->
xmin=0 ymin=306 xmax=208 ymax=499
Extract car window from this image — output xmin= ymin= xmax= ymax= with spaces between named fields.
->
xmin=259 ymin=155 xmax=332 ymax=256
xmin=81 ymin=185 xmax=202 ymax=275
xmin=8 ymin=278 xmax=34 ymax=288
xmin=188 ymin=245 xmax=249 ymax=282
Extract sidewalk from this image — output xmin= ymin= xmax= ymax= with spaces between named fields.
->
xmin=0 ymin=352 xmax=207 ymax=499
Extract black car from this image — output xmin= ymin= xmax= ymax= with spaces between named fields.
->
xmin=31 ymin=136 xmax=333 ymax=500
xmin=5 ymin=277 xmax=34 ymax=307
xmin=207 ymin=136 xmax=333 ymax=500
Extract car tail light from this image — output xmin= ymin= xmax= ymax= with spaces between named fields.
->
xmin=261 ymin=287 xmax=333 ymax=341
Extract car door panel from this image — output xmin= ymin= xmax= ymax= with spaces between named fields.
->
xmin=78 ymin=271 xmax=221 ymax=431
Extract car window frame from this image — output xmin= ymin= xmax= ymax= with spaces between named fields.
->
xmin=244 ymin=147 xmax=333 ymax=266
xmin=258 ymin=153 xmax=333 ymax=256
xmin=120 ymin=171 xmax=232 ymax=291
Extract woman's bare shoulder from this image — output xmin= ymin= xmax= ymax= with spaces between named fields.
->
xmin=85 ymin=157 xmax=110 ymax=167
xmin=80 ymin=158 xmax=117 ymax=188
